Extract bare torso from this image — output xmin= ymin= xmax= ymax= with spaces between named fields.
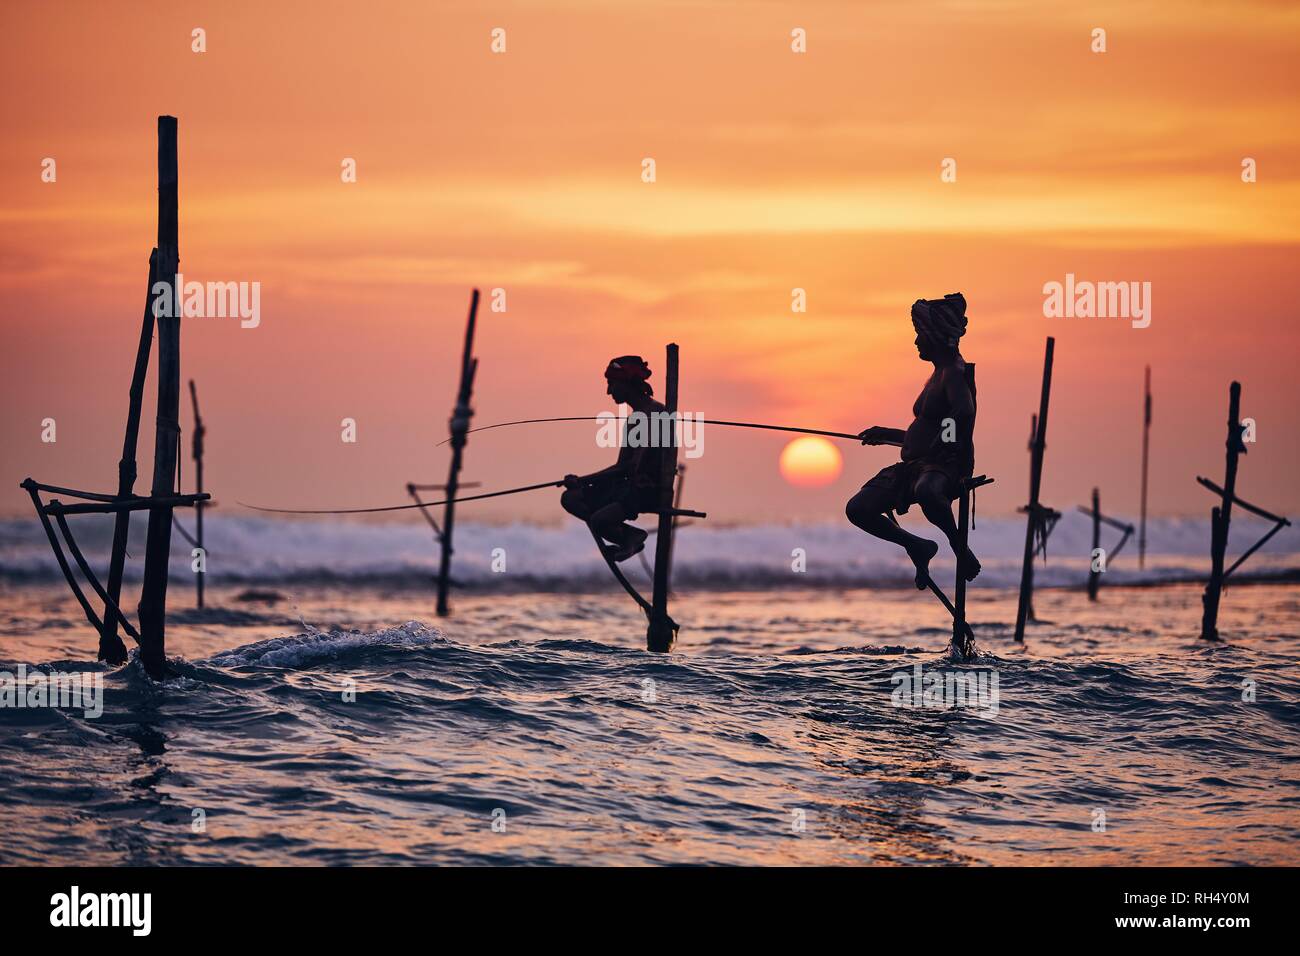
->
xmin=901 ymin=361 xmax=973 ymax=464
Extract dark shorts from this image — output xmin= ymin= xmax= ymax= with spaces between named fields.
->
xmin=562 ymin=475 xmax=659 ymax=521
xmin=863 ymin=457 xmax=970 ymax=515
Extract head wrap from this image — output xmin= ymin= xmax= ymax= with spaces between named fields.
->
xmin=604 ymin=355 xmax=653 ymax=394
xmin=911 ymin=293 xmax=968 ymax=350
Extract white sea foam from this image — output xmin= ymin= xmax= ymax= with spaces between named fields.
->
xmin=0 ymin=514 xmax=1294 ymax=590
xmin=202 ymin=621 xmax=442 ymax=668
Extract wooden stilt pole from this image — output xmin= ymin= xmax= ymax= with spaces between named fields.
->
xmin=137 ymin=115 xmax=180 ymax=679
xmin=1014 ymin=336 xmax=1054 ymax=643
xmin=1138 ymin=366 xmax=1151 ymax=569
xmin=1087 ymin=487 xmax=1101 ymax=601
xmin=1200 ymin=381 xmax=1243 ymax=641
xmin=436 ymin=289 xmax=479 ymax=617
xmin=101 ymin=248 xmax=159 ymax=664
xmin=1025 ymin=415 xmax=1038 ymax=624
xmin=664 ymin=463 xmax=685 ymax=595
xmin=189 ymin=379 xmax=206 ymax=609
xmin=647 ymin=343 xmax=680 ymax=652
xmin=952 ymin=486 xmax=973 ymax=658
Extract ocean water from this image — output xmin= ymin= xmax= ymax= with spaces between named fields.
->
xmin=1 ymin=515 xmax=1298 ymax=865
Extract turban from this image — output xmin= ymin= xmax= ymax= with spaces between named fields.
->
xmin=605 ymin=355 xmax=653 ymax=394
xmin=911 ymin=293 xmax=968 ymax=349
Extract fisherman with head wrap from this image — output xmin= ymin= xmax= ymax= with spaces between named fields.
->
xmin=560 ymin=355 xmax=666 ymax=561
xmin=845 ymin=293 xmax=982 ymax=587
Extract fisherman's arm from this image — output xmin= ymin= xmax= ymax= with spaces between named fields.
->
xmin=858 ymin=426 xmax=906 ymax=446
xmin=941 ymin=367 xmax=976 ymax=462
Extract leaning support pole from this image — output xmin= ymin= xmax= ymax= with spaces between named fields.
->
xmin=101 ymin=248 xmax=159 ymax=664
xmin=189 ymin=379 xmax=206 ymax=609
xmin=137 ymin=115 xmax=181 ymax=679
xmin=646 ymin=344 xmax=680 ymax=652
xmin=1014 ymin=336 xmax=1055 ymax=642
xmin=1138 ymin=366 xmax=1151 ymax=569
xmin=1200 ymin=381 xmax=1243 ymax=642
xmin=436 ymin=289 xmax=479 ymax=617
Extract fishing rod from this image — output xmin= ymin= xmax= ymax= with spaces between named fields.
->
xmin=239 ymin=479 xmax=564 ymax=516
xmin=435 ymin=416 xmax=900 ymax=446
xmin=241 ymin=419 xmax=903 ymax=515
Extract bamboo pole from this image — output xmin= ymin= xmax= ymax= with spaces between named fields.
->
xmin=137 ymin=115 xmax=180 ymax=679
xmin=1138 ymin=366 xmax=1151 ymax=569
xmin=1087 ymin=487 xmax=1101 ymax=601
xmin=1200 ymin=382 xmax=1242 ymax=641
xmin=100 ymin=249 xmax=160 ymax=664
xmin=952 ymin=486 xmax=973 ymax=657
xmin=20 ymin=481 xmax=106 ymax=637
xmin=1014 ymin=337 xmax=1055 ymax=642
xmin=189 ymin=379 xmax=206 ymax=609
xmin=647 ymin=344 xmax=680 ymax=652
xmin=437 ymin=289 xmax=479 ymax=616
xmin=664 ymin=463 xmax=685 ymax=594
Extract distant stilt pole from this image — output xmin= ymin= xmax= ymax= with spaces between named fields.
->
xmin=1014 ymin=337 xmax=1055 ymax=643
xmin=101 ymin=248 xmax=160 ymax=665
xmin=1087 ymin=487 xmax=1101 ymax=602
xmin=436 ymin=289 xmax=479 ymax=617
xmin=1138 ymin=365 xmax=1151 ymax=569
xmin=137 ymin=115 xmax=181 ymax=680
xmin=1200 ymin=382 xmax=1243 ymax=642
xmin=189 ymin=379 xmax=206 ymax=609
xmin=647 ymin=344 xmax=680 ymax=652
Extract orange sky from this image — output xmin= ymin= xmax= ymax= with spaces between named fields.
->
xmin=3 ymin=0 xmax=1298 ymax=522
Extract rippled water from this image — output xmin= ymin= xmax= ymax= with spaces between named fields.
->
xmin=1 ymin=580 xmax=1297 ymax=865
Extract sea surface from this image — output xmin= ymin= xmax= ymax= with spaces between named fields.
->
xmin=1 ymin=514 xmax=1297 ymax=865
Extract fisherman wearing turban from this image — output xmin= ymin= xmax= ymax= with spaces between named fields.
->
xmin=845 ymin=294 xmax=982 ymax=587
xmin=560 ymin=356 xmax=666 ymax=561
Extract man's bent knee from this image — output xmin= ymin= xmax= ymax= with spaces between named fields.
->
xmin=560 ymin=488 xmax=587 ymax=519
xmin=846 ymin=488 xmax=886 ymax=526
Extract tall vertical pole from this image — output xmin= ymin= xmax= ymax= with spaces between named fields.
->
xmin=1200 ymin=382 xmax=1242 ymax=641
xmin=664 ymin=464 xmax=685 ymax=594
xmin=952 ymin=487 xmax=972 ymax=657
xmin=647 ymin=344 xmax=680 ymax=652
xmin=1087 ymin=487 xmax=1101 ymax=601
xmin=137 ymin=115 xmax=180 ymax=679
xmin=1138 ymin=365 xmax=1151 ymax=569
xmin=1025 ymin=415 xmax=1038 ymax=624
xmin=189 ymin=379 xmax=206 ymax=609
xmin=1014 ymin=336 xmax=1054 ymax=642
xmin=101 ymin=248 xmax=160 ymax=664
xmin=437 ymin=289 xmax=479 ymax=616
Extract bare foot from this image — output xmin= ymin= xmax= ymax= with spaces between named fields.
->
xmin=606 ymin=527 xmax=648 ymax=563
xmin=959 ymin=547 xmax=982 ymax=582
xmin=906 ymin=539 xmax=940 ymax=589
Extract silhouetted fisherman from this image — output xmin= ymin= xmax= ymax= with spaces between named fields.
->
xmin=561 ymin=356 xmax=666 ymax=561
xmin=846 ymin=294 xmax=981 ymax=587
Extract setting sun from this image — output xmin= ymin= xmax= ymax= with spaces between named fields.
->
xmin=778 ymin=436 xmax=844 ymax=488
